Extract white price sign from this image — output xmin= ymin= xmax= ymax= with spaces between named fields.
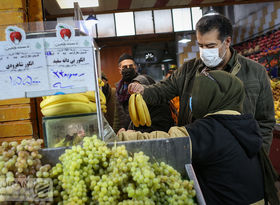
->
xmin=0 ymin=24 xmax=96 ymax=100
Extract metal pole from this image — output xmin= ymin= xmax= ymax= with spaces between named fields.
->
xmin=93 ymin=39 xmax=101 ymax=78
xmin=92 ymin=43 xmax=104 ymax=140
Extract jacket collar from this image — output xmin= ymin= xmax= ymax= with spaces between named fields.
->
xmin=229 ymin=47 xmax=241 ymax=76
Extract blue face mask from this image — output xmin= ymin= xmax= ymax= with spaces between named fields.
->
xmin=189 ymin=97 xmax=192 ymax=112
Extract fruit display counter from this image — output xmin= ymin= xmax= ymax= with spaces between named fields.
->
xmin=40 ymin=136 xmax=205 ymax=205
xmin=43 ymin=113 xmax=116 ymax=148
xmin=234 ymin=28 xmax=280 ymax=79
xmin=0 ymin=136 xmax=205 ymax=204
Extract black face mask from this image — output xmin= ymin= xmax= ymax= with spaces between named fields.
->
xmin=121 ymin=67 xmax=138 ymax=82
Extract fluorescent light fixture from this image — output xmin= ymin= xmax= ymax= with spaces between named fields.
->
xmin=178 ymin=38 xmax=191 ymax=43
xmin=57 ymin=0 xmax=99 ymax=9
xmin=115 ymin=12 xmax=135 ymax=36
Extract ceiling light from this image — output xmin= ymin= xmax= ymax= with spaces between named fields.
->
xmin=204 ymin=7 xmax=219 ymax=16
xmin=162 ymin=50 xmax=174 ymax=63
xmin=178 ymin=34 xmax=191 ymax=44
xmin=178 ymin=38 xmax=191 ymax=43
xmin=86 ymin=14 xmax=98 ymax=22
xmin=57 ymin=0 xmax=99 ymax=9
xmin=84 ymin=14 xmax=98 ymax=34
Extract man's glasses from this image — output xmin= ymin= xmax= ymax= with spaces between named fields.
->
xmin=121 ymin=64 xmax=135 ymax=69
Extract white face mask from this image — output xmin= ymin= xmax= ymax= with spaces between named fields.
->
xmin=199 ymin=41 xmax=227 ymax=68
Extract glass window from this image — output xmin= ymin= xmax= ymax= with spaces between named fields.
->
xmin=172 ymin=8 xmax=192 ymax=32
xmin=154 ymin=9 xmax=173 ymax=33
xmin=192 ymin=7 xmax=203 ymax=30
xmin=96 ymin=14 xmax=115 ymax=38
xmin=134 ymin=11 xmax=154 ymax=34
xmin=57 ymin=17 xmax=76 ymax=28
xmin=115 ymin=12 xmax=135 ymax=36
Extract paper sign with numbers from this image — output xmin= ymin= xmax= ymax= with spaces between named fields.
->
xmin=45 ymin=23 xmax=95 ymax=92
xmin=0 ymin=24 xmax=96 ymax=100
xmin=0 ymin=26 xmax=49 ymax=100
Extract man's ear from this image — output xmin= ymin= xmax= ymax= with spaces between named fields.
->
xmin=225 ymin=36 xmax=232 ymax=48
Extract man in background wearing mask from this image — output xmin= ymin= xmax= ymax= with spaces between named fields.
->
xmin=128 ymin=14 xmax=275 ymax=153
xmin=113 ymin=53 xmax=173 ymax=134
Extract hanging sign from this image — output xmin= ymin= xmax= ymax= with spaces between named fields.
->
xmin=0 ymin=24 xmax=96 ymax=100
xmin=45 ymin=23 xmax=95 ymax=92
xmin=0 ymin=26 xmax=49 ymax=100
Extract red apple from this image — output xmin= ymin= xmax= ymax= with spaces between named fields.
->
xmin=60 ymin=28 xmax=71 ymax=40
xmin=9 ymin=31 xmax=22 ymax=44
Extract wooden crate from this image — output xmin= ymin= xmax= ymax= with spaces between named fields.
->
xmin=0 ymin=104 xmax=31 ymax=122
xmin=0 ymin=0 xmax=25 ymax=10
xmin=0 ymin=9 xmax=26 ymax=25
xmin=0 ymin=120 xmax=33 ymax=137
xmin=0 ymin=98 xmax=30 ymax=106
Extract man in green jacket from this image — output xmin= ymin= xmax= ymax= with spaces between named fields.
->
xmin=128 ymin=14 xmax=275 ymax=153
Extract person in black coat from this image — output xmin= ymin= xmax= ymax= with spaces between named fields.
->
xmin=114 ymin=53 xmax=174 ymax=134
xmin=186 ymin=70 xmax=265 ymax=205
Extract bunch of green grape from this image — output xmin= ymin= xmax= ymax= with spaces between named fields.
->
xmin=51 ymin=136 xmax=196 ymax=205
xmin=0 ymin=139 xmax=52 ymax=203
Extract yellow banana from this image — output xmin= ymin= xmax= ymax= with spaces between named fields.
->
xmin=135 ymin=94 xmax=146 ymax=126
xmin=41 ymin=101 xmax=96 ymax=116
xmin=129 ymin=94 xmax=139 ymax=127
xmin=101 ymin=104 xmax=107 ymax=113
xmin=98 ymin=78 xmax=104 ymax=87
xmin=40 ymin=93 xmax=89 ymax=109
xmin=81 ymin=89 xmax=106 ymax=105
xmin=141 ymin=96 xmax=151 ymax=127
xmin=82 ymin=91 xmax=95 ymax=102
xmin=271 ymin=80 xmax=276 ymax=89
xmin=100 ymin=89 xmax=106 ymax=105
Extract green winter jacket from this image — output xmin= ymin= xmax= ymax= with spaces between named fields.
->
xmin=143 ymin=48 xmax=275 ymax=153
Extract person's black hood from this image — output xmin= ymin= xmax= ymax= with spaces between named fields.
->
xmin=210 ymin=114 xmax=262 ymax=158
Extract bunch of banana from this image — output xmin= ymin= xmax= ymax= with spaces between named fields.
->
xmin=40 ymin=93 xmax=97 ymax=117
xmin=81 ymin=89 xmax=107 ymax=113
xmin=129 ymin=93 xmax=151 ymax=127
xmin=41 ymin=78 xmax=107 ymax=117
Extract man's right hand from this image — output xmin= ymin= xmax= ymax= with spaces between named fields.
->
xmin=128 ymin=82 xmax=144 ymax=95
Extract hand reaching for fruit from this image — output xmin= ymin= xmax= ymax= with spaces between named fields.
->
xmin=128 ymin=82 xmax=144 ymax=95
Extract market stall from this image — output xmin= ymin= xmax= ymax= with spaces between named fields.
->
xmin=0 ymin=19 xmax=204 ymax=204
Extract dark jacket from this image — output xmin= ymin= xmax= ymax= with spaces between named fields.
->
xmin=142 ymin=48 xmax=275 ymax=152
xmin=186 ymin=114 xmax=264 ymax=205
xmin=103 ymin=85 xmax=116 ymax=128
xmin=113 ymin=74 xmax=173 ymax=133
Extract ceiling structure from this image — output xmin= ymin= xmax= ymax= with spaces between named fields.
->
xmin=44 ymin=0 xmax=277 ymax=20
